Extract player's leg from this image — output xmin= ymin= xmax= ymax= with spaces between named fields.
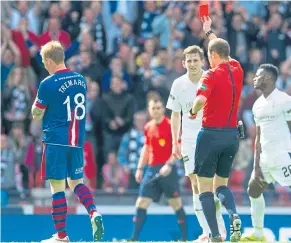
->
xmin=183 ymin=146 xmax=211 ymax=241
xmin=188 ymin=173 xmax=210 ymax=242
xmin=162 ymin=165 xmax=187 ymax=241
xmin=129 ymin=166 xmax=157 ymax=241
xmin=67 ymin=147 xmax=103 ymax=241
xmin=167 ymin=197 xmax=187 ymax=241
xmin=130 ymin=196 xmax=153 ymax=241
xmin=242 ymin=154 xmax=291 ymax=241
xmin=194 ymin=129 xmax=221 ymax=241
xmin=215 ymin=134 xmax=240 ymax=242
xmin=188 ymin=173 xmax=226 ymax=240
xmin=240 ymin=175 xmax=267 ymax=242
xmin=49 ymin=180 xmax=68 ymax=240
xmin=41 ymin=144 xmax=69 ymax=243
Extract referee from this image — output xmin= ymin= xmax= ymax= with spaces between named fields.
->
xmin=188 ymin=17 xmax=243 ymax=242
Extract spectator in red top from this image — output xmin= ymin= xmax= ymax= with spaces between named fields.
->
xmin=189 ymin=17 xmax=243 ymax=242
xmin=128 ymin=99 xmax=187 ymax=241
xmin=39 ymin=18 xmax=71 ymax=49
xmin=12 ymin=17 xmax=39 ymax=67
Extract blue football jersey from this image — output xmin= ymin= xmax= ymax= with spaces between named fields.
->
xmin=35 ymin=69 xmax=87 ymax=147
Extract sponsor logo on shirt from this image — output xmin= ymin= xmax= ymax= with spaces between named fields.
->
xmin=258 ymin=116 xmax=276 ymax=122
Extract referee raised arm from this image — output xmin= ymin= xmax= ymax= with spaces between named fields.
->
xmin=188 ymin=17 xmax=243 ymax=242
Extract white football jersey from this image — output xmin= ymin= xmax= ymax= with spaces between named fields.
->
xmin=166 ymin=73 xmax=203 ymax=144
xmin=252 ymin=88 xmax=291 ymax=162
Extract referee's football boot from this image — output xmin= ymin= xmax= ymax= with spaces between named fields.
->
xmin=229 ymin=213 xmax=242 ymax=242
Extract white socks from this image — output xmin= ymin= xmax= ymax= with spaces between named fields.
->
xmin=193 ymin=194 xmax=226 ymax=237
xmin=214 ymin=195 xmax=226 ymax=236
xmin=193 ymin=194 xmax=210 ymax=236
xmin=250 ymin=194 xmax=265 ymax=238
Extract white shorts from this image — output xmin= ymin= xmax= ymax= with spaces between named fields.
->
xmin=181 ymin=143 xmax=196 ymax=176
xmin=254 ymin=153 xmax=291 ymax=186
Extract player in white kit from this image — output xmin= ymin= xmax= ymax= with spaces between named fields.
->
xmin=166 ymin=45 xmax=226 ymax=242
xmin=241 ymin=64 xmax=291 ymax=242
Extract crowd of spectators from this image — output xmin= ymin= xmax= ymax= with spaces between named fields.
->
xmin=1 ymin=1 xmax=291 ymax=204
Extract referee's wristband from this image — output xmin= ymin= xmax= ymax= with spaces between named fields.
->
xmin=189 ymin=108 xmax=196 ymax=116
xmin=167 ymin=162 xmax=175 ymax=167
xmin=137 ymin=168 xmax=143 ymax=171
xmin=205 ymin=29 xmax=213 ymax=37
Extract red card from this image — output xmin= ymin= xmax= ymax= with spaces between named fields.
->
xmin=199 ymin=4 xmax=209 ymax=18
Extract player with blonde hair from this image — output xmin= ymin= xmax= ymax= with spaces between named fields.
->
xmin=32 ymin=41 xmax=104 ymax=243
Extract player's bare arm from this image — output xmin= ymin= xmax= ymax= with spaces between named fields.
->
xmin=135 ymin=144 xmax=149 ymax=183
xmin=160 ymin=154 xmax=176 ymax=177
xmin=31 ymin=100 xmax=46 ymax=120
xmin=171 ymin=111 xmax=182 ymax=159
xmin=253 ymin=126 xmax=262 ymax=170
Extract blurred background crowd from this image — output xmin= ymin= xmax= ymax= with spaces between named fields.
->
xmin=1 ymin=0 xmax=291 ymax=206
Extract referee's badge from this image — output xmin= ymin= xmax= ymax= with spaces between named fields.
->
xmin=158 ymin=138 xmax=166 ymax=147
xmin=199 ymin=83 xmax=207 ymax=90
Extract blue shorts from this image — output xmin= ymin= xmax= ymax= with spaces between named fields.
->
xmin=139 ymin=164 xmax=180 ymax=202
xmin=194 ymin=127 xmax=239 ymax=178
xmin=41 ymin=143 xmax=84 ymax=180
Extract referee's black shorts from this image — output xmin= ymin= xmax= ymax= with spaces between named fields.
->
xmin=194 ymin=127 xmax=239 ymax=178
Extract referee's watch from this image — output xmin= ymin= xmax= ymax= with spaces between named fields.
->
xmin=205 ymin=29 xmax=213 ymax=37
xmin=189 ymin=108 xmax=196 ymax=116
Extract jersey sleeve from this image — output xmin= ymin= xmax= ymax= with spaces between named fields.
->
xmin=252 ymin=103 xmax=261 ymax=126
xmin=166 ymin=81 xmax=181 ymax=112
xmin=35 ymin=81 xmax=49 ymax=109
xmin=282 ymin=95 xmax=291 ymax=121
xmin=196 ymin=71 xmax=215 ymax=99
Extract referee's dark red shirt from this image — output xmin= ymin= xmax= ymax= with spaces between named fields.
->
xmin=197 ymin=58 xmax=243 ymax=128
